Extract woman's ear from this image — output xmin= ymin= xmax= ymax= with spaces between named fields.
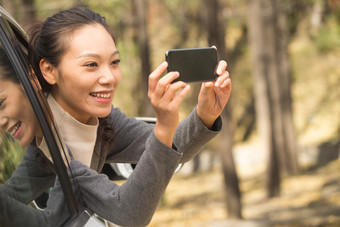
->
xmin=39 ymin=59 xmax=57 ymax=85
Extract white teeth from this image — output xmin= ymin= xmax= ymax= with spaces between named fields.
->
xmin=91 ymin=92 xmax=111 ymax=99
xmin=9 ymin=122 xmax=21 ymax=136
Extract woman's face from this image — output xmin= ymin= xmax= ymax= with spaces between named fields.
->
xmin=50 ymin=24 xmax=122 ymax=124
xmin=0 ymin=79 xmax=41 ymax=146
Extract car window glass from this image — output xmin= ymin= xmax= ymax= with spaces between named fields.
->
xmin=0 ymin=22 xmax=76 ymax=227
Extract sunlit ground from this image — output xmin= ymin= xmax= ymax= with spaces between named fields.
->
xmin=149 ymin=168 xmax=227 ymax=226
xmin=148 ymin=156 xmax=340 ymax=227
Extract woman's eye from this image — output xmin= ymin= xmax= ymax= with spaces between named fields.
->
xmin=111 ymin=59 xmax=121 ymax=65
xmin=85 ymin=62 xmax=98 ymax=67
xmin=0 ymin=99 xmax=5 ymax=107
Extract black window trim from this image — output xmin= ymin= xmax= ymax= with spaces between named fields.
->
xmin=0 ymin=7 xmax=79 ymax=216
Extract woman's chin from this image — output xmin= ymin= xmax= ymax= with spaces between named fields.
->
xmin=95 ymin=109 xmax=112 ymax=118
xmin=17 ymin=137 xmax=31 ymax=147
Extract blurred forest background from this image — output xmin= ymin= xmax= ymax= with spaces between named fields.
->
xmin=0 ymin=0 xmax=340 ymax=226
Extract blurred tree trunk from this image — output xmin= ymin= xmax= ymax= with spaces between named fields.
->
xmin=191 ymin=84 xmax=202 ymax=173
xmin=131 ymin=0 xmax=154 ymax=116
xmin=248 ymin=0 xmax=298 ymax=198
xmin=310 ymin=0 xmax=326 ymax=32
xmin=72 ymin=0 xmax=85 ymax=7
xmin=19 ymin=0 xmax=36 ymax=29
xmin=1 ymin=0 xmax=15 ymax=15
xmin=203 ymin=0 xmax=242 ymax=219
xmin=1 ymin=0 xmax=36 ymax=29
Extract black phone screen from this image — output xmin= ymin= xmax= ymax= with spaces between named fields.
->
xmin=165 ymin=47 xmax=218 ymax=83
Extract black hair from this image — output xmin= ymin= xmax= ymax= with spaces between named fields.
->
xmin=0 ymin=47 xmax=19 ymax=83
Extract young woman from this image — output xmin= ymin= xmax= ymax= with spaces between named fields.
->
xmin=2 ymin=6 xmax=231 ymax=226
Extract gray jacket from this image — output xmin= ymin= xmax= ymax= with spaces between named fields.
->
xmin=0 ymin=105 xmax=222 ymax=226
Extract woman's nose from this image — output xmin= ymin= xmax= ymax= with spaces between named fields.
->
xmin=99 ymin=66 xmax=115 ymax=85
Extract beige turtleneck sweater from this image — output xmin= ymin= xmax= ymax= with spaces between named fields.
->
xmin=38 ymin=95 xmax=98 ymax=167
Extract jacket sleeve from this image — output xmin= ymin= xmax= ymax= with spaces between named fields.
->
xmin=0 ymin=145 xmax=56 ymax=204
xmin=0 ymin=145 xmax=68 ymax=227
xmin=55 ymin=132 xmax=182 ymax=227
xmin=0 ymin=192 xmax=45 ymax=227
xmin=174 ymin=106 xmax=222 ymax=163
xmin=0 ymin=190 xmax=70 ymax=227
xmin=104 ymin=106 xmax=154 ymax=163
xmin=105 ymin=105 xmax=222 ymax=164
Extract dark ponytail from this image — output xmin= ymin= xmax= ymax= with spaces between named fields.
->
xmin=28 ymin=21 xmax=51 ymax=92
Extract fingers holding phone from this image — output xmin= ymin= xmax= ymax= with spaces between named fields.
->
xmin=197 ymin=60 xmax=232 ymax=128
xmin=148 ymin=61 xmax=191 ymax=146
xmin=148 ymin=62 xmax=190 ymax=104
xmin=163 ymin=47 xmax=231 ymax=128
xmin=213 ymin=60 xmax=230 ymax=88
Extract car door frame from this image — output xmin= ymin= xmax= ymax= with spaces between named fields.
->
xmin=0 ymin=5 xmax=81 ymax=220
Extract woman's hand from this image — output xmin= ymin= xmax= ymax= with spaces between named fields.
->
xmin=148 ymin=62 xmax=191 ymax=146
xmin=197 ymin=60 xmax=232 ymax=129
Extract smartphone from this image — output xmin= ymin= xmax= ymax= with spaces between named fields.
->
xmin=165 ymin=47 xmax=218 ymax=83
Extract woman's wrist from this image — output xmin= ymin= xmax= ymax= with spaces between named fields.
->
xmin=154 ymin=124 xmax=175 ymax=147
xmin=196 ymin=108 xmax=217 ymax=129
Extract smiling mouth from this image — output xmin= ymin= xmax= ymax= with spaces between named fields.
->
xmin=8 ymin=121 xmax=21 ymax=137
xmin=90 ymin=92 xmax=111 ymax=99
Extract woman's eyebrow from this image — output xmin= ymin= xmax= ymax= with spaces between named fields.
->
xmin=77 ymin=53 xmax=101 ymax=59
xmin=77 ymin=50 xmax=120 ymax=59
xmin=112 ymin=50 xmax=120 ymax=57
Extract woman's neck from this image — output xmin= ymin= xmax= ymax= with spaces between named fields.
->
xmin=50 ymin=92 xmax=96 ymax=125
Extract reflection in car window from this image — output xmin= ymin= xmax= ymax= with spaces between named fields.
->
xmin=0 ymin=25 xmax=75 ymax=227
xmin=0 ymin=42 xmax=41 ymax=225
xmin=0 ymin=134 xmax=25 ymax=184
xmin=0 ymin=47 xmax=25 ymax=183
